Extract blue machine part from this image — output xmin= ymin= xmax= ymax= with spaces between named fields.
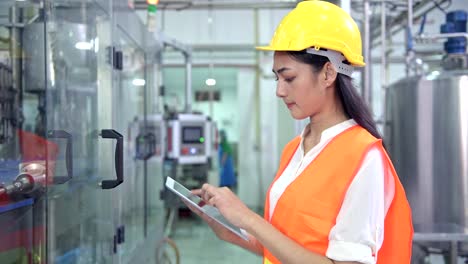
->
xmin=54 ymin=248 xmax=80 ymax=264
xmin=0 ymin=198 xmax=34 ymax=214
xmin=441 ymin=10 xmax=468 ymax=54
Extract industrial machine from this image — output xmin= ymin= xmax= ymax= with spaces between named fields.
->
xmin=163 ymin=113 xmax=213 ymax=198
xmin=161 ymin=112 xmax=217 ymax=240
xmin=385 ymin=10 xmax=468 ymax=263
xmin=0 ymin=0 xmax=171 ymax=263
xmin=166 ymin=113 xmax=211 ymax=165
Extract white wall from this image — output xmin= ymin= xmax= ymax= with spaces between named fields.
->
xmin=149 ymin=9 xmax=289 ymax=45
xmin=194 ymin=90 xmax=238 ymax=138
xmin=236 ymin=69 xmax=260 ymax=208
xmin=162 ymin=67 xmax=240 ymax=140
xmin=259 ymin=77 xmax=280 ymax=205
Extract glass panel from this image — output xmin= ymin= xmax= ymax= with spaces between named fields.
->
xmin=113 ymin=28 xmax=146 ymax=262
xmin=42 ymin=0 xmax=115 ymax=263
xmin=0 ymin=1 xmax=48 ymax=263
xmin=145 ymin=59 xmax=166 ymax=263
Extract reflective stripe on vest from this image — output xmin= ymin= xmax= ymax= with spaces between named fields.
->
xmin=262 ymin=126 xmax=413 ymax=263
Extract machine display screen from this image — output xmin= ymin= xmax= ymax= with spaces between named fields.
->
xmin=182 ymin=126 xmax=204 ymax=144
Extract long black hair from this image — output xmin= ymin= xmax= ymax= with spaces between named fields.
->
xmin=287 ymin=51 xmax=382 ymax=140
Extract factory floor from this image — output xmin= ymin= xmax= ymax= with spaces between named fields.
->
xmin=169 ymin=210 xmax=262 ymax=264
xmin=168 ymin=211 xmax=465 ymax=264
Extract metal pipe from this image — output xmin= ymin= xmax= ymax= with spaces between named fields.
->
xmin=363 ymin=0 xmax=372 ymax=107
xmin=380 ymin=0 xmax=388 ymax=129
xmin=159 ymin=32 xmax=193 ymax=112
xmin=413 ymin=232 xmax=468 ymax=241
xmin=450 ymin=240 xmax=458 ymax=264
xmin=155 ymin=50 xmax=164 ymax=113
xmin=134 ymin=0 xmax=296 ymax=10
xmin=190 ymin=44 xmax=258 ymax=52
xmin=143 ymin=53 xmax=149 ymax=237
xmin=162 ymin=63 xmax=256 ymax=68
xmin=381 ymin=1 xmax=387 ymax=89
xmin=254 ymin=8 xmax=263 ymax=208
xmin=356 ymin=0 xmax=408 ymax=4
xmin=9 ymin=5 xmax=22 ymax=155
xmin=371 ymin=56 xmax=440 ymax=63
xmin=415 ymin=32 xmax=468 ymax=42
xmin=406 ymin=0 xmax=414 ymax=76
xmin=371 ymin=0 xmax=451 ymax=47
xmin=185 ymin=52 xmax=192 ymax=113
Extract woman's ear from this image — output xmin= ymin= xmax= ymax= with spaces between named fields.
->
xmin=323 ymin=62 xmax=338 ymax=86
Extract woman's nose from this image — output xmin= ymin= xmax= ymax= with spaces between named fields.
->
xmin=276 ymin=82 xmax=287 ymax=98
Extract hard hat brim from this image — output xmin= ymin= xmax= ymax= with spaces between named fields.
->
xmin=255 ymin=45 xmax=366 ymax=67
xmin=255 ymin=45 xmax=304 ymax=51
xmin=255 ymin=45 xmax=275 ymax=51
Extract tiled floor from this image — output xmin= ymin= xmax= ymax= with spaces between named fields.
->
xmin=167 ymin=212 xmax=465 ymax=264
xmin=169 ymin=214 xmax=262 ymax=264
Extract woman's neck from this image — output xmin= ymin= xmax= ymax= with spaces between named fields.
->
xmin=307 ymin=96 xmax=348 ymax=139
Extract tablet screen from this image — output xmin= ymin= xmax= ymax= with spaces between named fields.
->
xmin=165 ymin=177 xmax=249 ymax=241
xmin=171 ymin=179 xmax=206 ymax=206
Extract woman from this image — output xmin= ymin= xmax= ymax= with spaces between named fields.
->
xmin=190 ymin=1 xmax=413 ymax=263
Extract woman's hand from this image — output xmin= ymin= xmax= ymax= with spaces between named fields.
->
xmin=192 ymin=184 xmax=256 ymax=230
xmin=182 ymin=199 xmax=244 ymax=243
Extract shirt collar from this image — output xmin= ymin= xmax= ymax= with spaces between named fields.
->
xmin=299 ymin=119 xmax=357 ymax=155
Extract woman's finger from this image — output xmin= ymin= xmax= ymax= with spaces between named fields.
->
xmin=202 ymin=183 xmax=218 ymax=195
xmin=208 ymin=196 xmax=217 ymax=206
xmin=191 ymin=189 xmax=202 ymax=196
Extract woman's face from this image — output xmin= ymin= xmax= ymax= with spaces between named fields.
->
xmin=273 ymin=51 xmax=327 ymax=120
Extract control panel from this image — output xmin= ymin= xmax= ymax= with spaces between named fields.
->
xmin=166 ymin=113 xmax=211 ymax=164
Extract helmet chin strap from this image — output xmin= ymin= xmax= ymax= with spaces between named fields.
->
xmin=306 ymin=48 xmax=355 ymax=77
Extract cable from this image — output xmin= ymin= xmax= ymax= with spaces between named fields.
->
xmin=418 ymin=14 xmax=427 ymax=35
xmin=156 ymin=237 xmax=180 ymax=264
xmin=433 ymin=0 xmax=452 ymax=14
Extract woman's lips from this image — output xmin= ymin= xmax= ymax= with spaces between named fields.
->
xmin=286 ymin=103 xmax=295 ymax=109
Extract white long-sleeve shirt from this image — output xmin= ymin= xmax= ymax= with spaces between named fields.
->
xmin=268 ymin=119 xmax=395 ymax=264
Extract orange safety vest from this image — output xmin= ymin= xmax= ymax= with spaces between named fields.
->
xmin=263 ymin=125 xmax=413 ymax=264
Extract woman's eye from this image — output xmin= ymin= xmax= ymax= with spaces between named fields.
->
xmin=284 ymin=77 xmax=295 ymax=83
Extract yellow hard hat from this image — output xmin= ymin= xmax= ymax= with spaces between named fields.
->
xmin=257 ymin=0 xmax=365 ymax=67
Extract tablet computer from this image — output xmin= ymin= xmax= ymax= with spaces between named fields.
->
xmin=165 ymin=177 xmax=249 ymax=241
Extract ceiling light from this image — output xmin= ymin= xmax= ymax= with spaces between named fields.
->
xmin=132 ymin=78 xmax=146 ymax=86
xmin=205 ymin=78 xmax=216 ymax=86
xmin=75 ymin=42 xmax=93 ymax=50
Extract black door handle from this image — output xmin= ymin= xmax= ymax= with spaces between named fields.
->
xmin=100 ymin=129 xmax=123 ymax=189
xmin=48 ymin=130 xmax=73 ymax=184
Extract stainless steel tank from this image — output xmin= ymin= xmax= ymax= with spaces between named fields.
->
xmin=385 ymin=70 xmax=468 ymax=253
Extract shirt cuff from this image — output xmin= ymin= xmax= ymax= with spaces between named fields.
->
xmin=326 ymin=240 xmax=376 ymax=264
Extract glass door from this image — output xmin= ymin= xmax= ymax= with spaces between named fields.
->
xmin=43 ymin=0 xmax=118 ymax=263
xmin=145 ymin=53 xmax=167 ymax=263
xmin=112 ymin=27 xmax=147 ymax=262
xmin=0 ymin=1 xmax=48 ymax=263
